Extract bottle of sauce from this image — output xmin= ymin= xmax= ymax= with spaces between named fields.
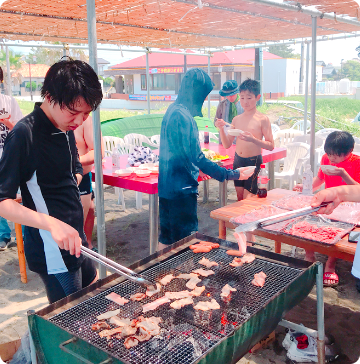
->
xmin=302 ymin=164 xmax=313 ymax=195
xmin=257 ymin=164 xmax=268 ymax=198
xmin=204 ymin=125 xmax=210 ymax=144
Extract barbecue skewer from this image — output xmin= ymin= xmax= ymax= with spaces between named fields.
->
xmin=235 ymin=203 xmax=329 ymax=233
xmin=80 ymin=246 xmax=157 ymax=289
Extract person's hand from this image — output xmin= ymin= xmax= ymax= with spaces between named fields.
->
xmin=311 ymin=188 xmax=343 ymax=215
xmin=293 ymin=184 xmax=303 ymax=192
xmin=322 ymin=166 xmax=344 ymax=177
xmin=238 ymin=131 xmax=254 ymax=142
xmin=1 ymin=115 xmax=13 ymax=129
xmin=49 ymin=219 xmax=82 ymax=257
xmin=76 ymin=173 xmax=83 ymax=185
xmin=238 ymin=167 xmax=252 ymax=180
xmin=215 ymin=118 xmax=227 ymax=129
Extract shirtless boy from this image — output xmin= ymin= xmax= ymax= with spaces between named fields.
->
xmin=74 ymin=115 xmax=104 ymax=248
xmin=215 ymin=79 xmax=274 ymax=201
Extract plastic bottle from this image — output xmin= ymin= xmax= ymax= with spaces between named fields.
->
xmin=204 ymin=125 xmax=210 ymax=144
xmin=112 ymin=146 xmax=120 ymax=171
xmin=302 ymin=164 xmax=313 ymax=195
xmin=257 ymin=164 xmax=268 ymax=198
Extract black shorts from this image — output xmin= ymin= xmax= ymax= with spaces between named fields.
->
xmin=159 ymin=193 xmax=198 ymax=245
xmin=233 ymin=153 xmax=262 ymax=194
xmin=79 ymin=172 xmax=92 ymax=196
xmin=38 ymin=256 xmax=97 ymax=304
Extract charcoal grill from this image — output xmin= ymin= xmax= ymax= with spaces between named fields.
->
xmin=28 ymin=233 xmax=322 ymax=364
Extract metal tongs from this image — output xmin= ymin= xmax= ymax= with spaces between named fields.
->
xmin=235 ymin=202 xmax=329 ymax=233
xmin=80 ymin=246 xmax=157 ymax=290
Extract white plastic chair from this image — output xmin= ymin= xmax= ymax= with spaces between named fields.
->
xmin=274 ymin=142 xmax=310 ymax=189
xmin=124 ymin=133 xmax=158 ymax=148
xmin=274 ymin=129 xmax=303 ymax=148
xmin=271 ymin=123 xmax=280 ymax=135
xmin=353 ymin=143 xmax=360 ymax=156
xmin=151 ymin=134 xmax=160 ymax=147
xmin=315 ymin=128 xmax=341 ymax=140
xmin=103 ymin=136 xmax=124 ymax=156
xmin=199 ymin=131 xmax=219 ymax=142
xmin=353 ymin=136 xmax=360 ymax=144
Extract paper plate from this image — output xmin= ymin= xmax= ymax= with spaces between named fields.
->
xmin=135 ymin=170 xmax=151 ymax=177
xmin=115 ymin=169 xmax=132 ymax=177
xmin=320 ymin=165 xmax=336 ymax=173
xmin=227 ymin=129 xmax=243 ymax=137
xmin=238 ymin=166 xmax=256 ymax=176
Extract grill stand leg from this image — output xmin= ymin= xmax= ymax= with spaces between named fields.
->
xmin=149 ymin=193 xmax=159 ymax=255
xmin=316 ymin=262 xmax=325 ymax=364
xmin=203 ymin=180 xmax=209 ymax=203
xmin=268 ymin=161 xmax=275 ymax=190
xmin=219 ymin=221 xmax=226 ymax=240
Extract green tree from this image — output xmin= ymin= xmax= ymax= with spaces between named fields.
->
xmin=25 ymin=81 xmax=37 ymax=92
xmin=0 ymin=48 xmax=24 ymax=92
xmin=267 ymin=45 xmax=300 ymax=59
xmin=342 ymin=60 xmax=360 ymax=81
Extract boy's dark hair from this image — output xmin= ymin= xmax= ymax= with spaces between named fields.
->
xmin=324 ymin=131 xmax=354 ymax=156
xmin=0 ymin=67 xmax=3 ymax=83
xmin=41 ymin=59 xmax=102 ymax=111
xmin=239 ymin=78 xmax=260 ymax=96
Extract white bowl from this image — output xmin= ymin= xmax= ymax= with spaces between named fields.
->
xmin=127 ymin=167 xmax=139 ymax=172
xmin=138 ymin=164 xmax=150 ymax=170
xmin=227 ymin=129 xmax=243 ymax=137
xmin=115 ymin=169 xmax=132 ymax=177
xmin=148 ymin=167 xmax=159 ymax=174
xmin=135 ymin=170 xmax=151 ymax=177
xmin=238 ymin=166 xmax=256 ymax=176
xmin=320 ymin=165 xmax=336 ymax=173
xmin=143 ymin=162 xmax=156 ymax=168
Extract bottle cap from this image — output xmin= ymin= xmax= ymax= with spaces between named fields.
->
xmin=260 ymin=164 xmax=265 ymax=168
xmin=205 ymin=125 xmax=208 ymax=127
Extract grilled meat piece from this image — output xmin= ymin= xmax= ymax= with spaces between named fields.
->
xmin=96 ymin=309 xmax=120 ymax=320
xmin=192 ymin=268 xmax=215 ymax=277
xmin=159 ymin=274 xmax=176 ymax=285
xmin=124 ymin=337 xmax=139 ymax=349
xmin=109 ymin=316 xmax=134 ymax=327
xmin=165 ymin=290 xmax=192 ymax=299
xmin=99 ymin=327 xmax=123 ymax=339
xmin=130 ymin=292 xmax=146 ymax=301
xmin=91 ymin=321 xmax=110 ymax=331
xmin=186 ymin=276 xmax=202 ymax=290
xmin=170 ymin=297 xmax=194 ymax=309
xmin=146 ymin=283 xmax=161 ymax=297
xmin=198 ymin=257 xmax=218 ymax=268
xmin=142 ymin=296 xmax=170 ymax=313
xmin=190 ymin=285 xmax=205 ymax=297
xmin=252 ymin=271 xmax=267 ymax=287
xmin=220 ymin=284 xmax=237 ymax=299
xmin=194 ymin=299 xmax=220 ymax=311
xmin=105 ymin=292 xmax=129 ymax=306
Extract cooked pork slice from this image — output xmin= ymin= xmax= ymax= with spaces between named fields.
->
xmin=192 ymin=268 xmax=215 ymax=277
xmin=109 ymin=316 xmax=134 ymax=327
xmin=91 ymin=321 xmax=110 ymax=331
xmin=229 ymin=258 xmax=244 ymax=267
xmin=105 ymin=292 xmax=129 ymax=306
xmin=98 ymin=327 xmax=123 ymax=338
xmin=194 ymin=299 xmax=220 ymax=311
xmin=124 ymin=337 xmax=139 ymax=349
xmin=136 ymin=317 xmax=162 ymax=335
xmin=130 ymin=292 xmax=146 ymax=301
xmin=170 ymin=297 xmax=194 ymax=309
xmin=198 ymin=257 xmax=219 ymax=268
xmin=190 ymin=286 xmax=205 ymax=297
xmin=242 ymin=253 xmax=256 ymax=263
xmin=220 ymin=284 xmax=237 ymax=298
xmin=146 ymin=283 xmax=161 ymax=297
xmin=118 ymin=325 xmax=137 ymax=338
xmin=96 ymin=309 xmax=121 ymax=320
xmin=159 ymin=274 xmax=176 ymax=286
xmin=186 ymin=276 xmax=202 ymax=290
xmin=165 ymin=290 xmax=192 ymax=299
xmin=142 ymin=296 xmax=170 ymax=313
xmin=134 ymin=327 xmax=152 ymax=342
xmin=251 ymin=271 xmax=267 ymax=287
xmin=177 ymin=273 xmax=199 ymax=280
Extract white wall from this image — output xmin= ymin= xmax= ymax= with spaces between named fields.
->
xmin=133 ymin=73 xmax=176 ymax=95
xmin=285 ymin=59 xmax=300 ymax=96
xmin=263 ymin=59 xmax=287 ymax=95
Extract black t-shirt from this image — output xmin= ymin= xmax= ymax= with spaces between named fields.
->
xmin=0 ymin=106 xmax=86 ymax=274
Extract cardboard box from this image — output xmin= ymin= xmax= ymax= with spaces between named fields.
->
xmin=250 ymin=331 xmax=276 ymax=353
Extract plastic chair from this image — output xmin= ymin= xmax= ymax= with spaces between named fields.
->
xmin=151 ymin=134 xmax=160 ymax=147
xmin=274 ymin=129 xmax=303 ymax=148
xmin=274 ymin=142 xmax=310 ymax=189
xmin=124 ymin=133 xmax=158 ymax=148
xmin=103 ymin=136 xmax=124 ymax=156
xmin=271 ymin=124 xmax=280 ymax=135
xmin=315 ymin=128 xmax=341 ymax=140
xmin=353 ymin=143 xmax=360 ymax=156
xmin=199 ymin=131 xmax=219 ymax=143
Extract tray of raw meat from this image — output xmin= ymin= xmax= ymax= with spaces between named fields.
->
xmin=281 ymin=215 xmax=354 ymax=245
xmin=271 ymin=194 xmax=313 ymax=211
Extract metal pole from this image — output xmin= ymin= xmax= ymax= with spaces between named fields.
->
xmin=259 ymin=47 xmax=263 ymax=106
xmin=29 ymin=62 xmax=33 ymax=101
xmin=149 ymin=194 xmax=158 ymax=255
xmin=184 ymin=55 xmax=187 ymax=73
xmin=304 ymin=41 xmax=310 ymax=135
xmin=146 ymin=51 xmax=151 ymax=114
xmin=310 ymin=16 xmax=317 ymax=173
xmin=316 ymin=262 xmax=325 ymax=364
xmin=300 ymin=42 xmax=304 ymax=94
xmin=207 ymin=55 xmax=211 ymax=119
xmin=5 ymin=46 xmax=11 ymax=96
xmin=86 ymin=0 xmax=106 ymax=279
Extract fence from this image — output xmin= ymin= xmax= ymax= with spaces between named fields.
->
xmin=299 ymin=80 xmax=360 ymax=95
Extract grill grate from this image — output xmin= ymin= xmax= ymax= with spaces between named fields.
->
xmin=50 ymin=248 xmax=302 ymax=364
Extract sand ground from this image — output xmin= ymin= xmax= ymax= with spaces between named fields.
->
xmin=0 ymin=180 xmax=360 ymax=363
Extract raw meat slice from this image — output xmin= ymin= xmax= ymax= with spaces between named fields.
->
xmin=220 ymin=284 xmax=237 ymax=299
xmin=178 ymin=273 xmax=198 ymax=279
xmin=130 ymin=292 xmax=146 ymax=301
xmin=194 ymin=299 xmax=220 ymax=311
xmin=231 ymin=206 xmax=287 ymax=224
xmin=159 ymin=274 xmax=176 ymax=285
xmin=192 ymin=268 xmax=215 ymax=277
xmin=165 ymin=290 xmax=192 ymax=299
xmin=186 ymin=276 xmax=202 ymax=290
xmin=96 ymin=309 xmax=120 ymax=320
xmin=142 ymin=296 xmax=170 ymax=313
xmin=146 ymin=283 xmax=161 ymax=297
xmin=105 ymin=292 xmax=129 ymax=306
xmin=124 ymin=337 xmax=138 ymax=349
xmin=99 ymin=327 xmax=123 ymax=338
xmin=229 ymin=253 xmax=256 ymax=267
xmin=198 ymin=257 xmax=219 ymax=268
xmin=234 ymin=231 xmax=247 ymax=255
xmin=109 ymin=316 xmax=134 ymax=327
xmin=91 ymin=321 xmax=110 ymax=331
xmin=170 ymin=297 xmax=194 ymax=309
xmin=251 ymin=271 xmax=267 ymax=287
xmin=190 ymin=286 xmax=205 ymax=297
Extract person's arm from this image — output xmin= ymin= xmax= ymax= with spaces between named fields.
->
xmin=0 ymin=116 xmax=15 ymax=130
xmin=238 ymin=116 xmax=274 ymax=151
xmin=294 ymin=176 xmax=324 ymax=192
xmin=0 ymin=199 xmax=81 ymax=257
xmin=311 ymin=185 xmax=360 ymax=215
xmin=323 ymin=167 xmax=359 ymax=185
xmin=215 ymin=118 xmax=235 ymax=149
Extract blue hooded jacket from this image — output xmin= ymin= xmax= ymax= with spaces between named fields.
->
xmin=158 ymin=68 xmax=240 ymax=199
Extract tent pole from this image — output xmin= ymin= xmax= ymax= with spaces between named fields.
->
xmin=208 ymin=55 xmax=211 ymax=118
xmin=304 ymin=41 xmax=310 ymax=135
xmin=259 ymin=47 xmax=263 ymax=106
xmin=146 ymin=51 xmax=151 ymax=114
xmin=310 ymin=16 xmax=317 ymax=174
xmin=5 ymin=46 xmax=11 ymax=96
xmin=86 ymin=0 xmax=107 ymax=279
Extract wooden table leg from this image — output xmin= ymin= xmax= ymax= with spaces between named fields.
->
xmin=219 ymin=221 xmax=226 ymax=240
xmin=14 ymin=223 xmax=27 ymax=284
xmin=275 ymin=240 xmax=282 ymax=254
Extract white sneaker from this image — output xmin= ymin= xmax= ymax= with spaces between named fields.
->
xmin=353 ymin=357 xmax=360 ymax=364
xmin=282 ymin=324 xmax=305 ymax=350
xmin=286 ymin=335 xmax=339 ymax=363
